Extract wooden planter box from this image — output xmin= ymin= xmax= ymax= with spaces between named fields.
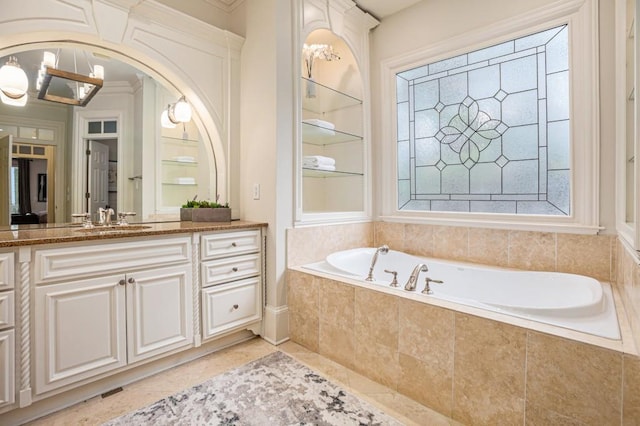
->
xmin=190 ymin=207 xmax=231 ymax=222
xmin=180 ymin=208 xmax=193 ymax=221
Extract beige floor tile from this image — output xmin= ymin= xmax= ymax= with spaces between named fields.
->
xmin=26 ymin=337 xmax=457 ymax=426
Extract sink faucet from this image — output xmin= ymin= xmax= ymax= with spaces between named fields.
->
xmin=98 ymin=207 xmax=114 ymax=226
xmin=405 ymin=263 xmax=428 ymax=291
xmin=365 ymin=245 xmax=389 ymax=281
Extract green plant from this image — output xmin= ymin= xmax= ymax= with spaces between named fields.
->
xmin=181 ymin=199 xmax=229 ymax=209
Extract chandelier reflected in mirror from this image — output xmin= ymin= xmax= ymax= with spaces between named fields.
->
xmin=36 ymin=50 xmax=104 ymax=107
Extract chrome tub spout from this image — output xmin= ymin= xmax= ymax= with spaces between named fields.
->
xmin=405 ymin=263 xmax=428 ymax=291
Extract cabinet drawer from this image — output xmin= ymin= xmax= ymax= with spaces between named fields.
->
xmin=201 ymin=229 xmax=261 ymax=260
xmin=0 ymin=329 xmax=15 ymax=407
xmin=201 ymin=253 xmax=261 ymax=287
xmin=202 ymin=277 xmax=261 ymax=339
xmin=0 ymin=291 xmax=14 ymax=329
xmin=34 ymin=236 xmax=191 ymax=284
xmin=0 ymin=252 xmax=14 ymax=291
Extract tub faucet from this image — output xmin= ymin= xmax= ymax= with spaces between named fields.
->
xmin=405 ymin=263 xmax=428 ymax=291
xmin=365 ymin=245 xmax=389 ymax=281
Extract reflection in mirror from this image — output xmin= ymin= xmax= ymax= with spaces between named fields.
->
xmin=0 ymin=45 xmax=216 ymax=229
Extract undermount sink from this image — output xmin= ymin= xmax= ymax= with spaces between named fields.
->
xmin=75 ymin=225 xmax=152 ymax=233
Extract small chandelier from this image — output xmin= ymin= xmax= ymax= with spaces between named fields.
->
xmin=161 ymin=96 xmax=192 ymax=128
xmin=36 ymin=50 xmax=104 ymax=107
xmin=0 ymin=56 xmax=29 ymax=107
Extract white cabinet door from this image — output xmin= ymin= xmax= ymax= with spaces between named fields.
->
xmin=201 ymin=277 xmax=261 ymax=340
xmin=126 ymin=265 xmax=193 ymax=364
xmin=35 ymin=276 xmax=127 ymax=394
xmin=0 ymin=329 xmax=14 ymax=407
xmin=0 ymin=252 xmax=14 ymax=291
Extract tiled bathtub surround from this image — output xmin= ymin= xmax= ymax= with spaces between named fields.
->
xmin=287 ymin=222 xmax=615 ymax=282
xmin=286 ymin=222 xmax=640 ymax=423
xmin=616 ymin=240 xmax=640 ymax=362
xmin=288 ymin=270 xmax=640 ymax=425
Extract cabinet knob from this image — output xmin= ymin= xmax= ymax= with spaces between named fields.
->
xmin=127 ymin=277 xmax=136 ymax=284
xmin=231 ymin=242 xmax=237 ymax=247
xmin=231 ymin=267 xmax=239 ymax=272
xmin=232 ymin=304 xmax=239 ymax=310
xmin=118 ymin=279 xmax=126 ymax=286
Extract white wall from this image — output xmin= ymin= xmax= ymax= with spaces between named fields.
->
xmin=240 ymin=0 xmax=294 ymax=344
xmin=369 ymin=0 xmax=616 ymax=234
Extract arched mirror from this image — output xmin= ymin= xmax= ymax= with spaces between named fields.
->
xmin=0 ymin=44 xmax=217 ymax=227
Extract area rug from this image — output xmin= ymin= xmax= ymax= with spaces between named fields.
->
xmin=103 ymin=351 xmax=404 ymax=425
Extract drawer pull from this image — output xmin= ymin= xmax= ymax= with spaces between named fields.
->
xmin=118 ymin=279 xmax=126 ymax=286
xmin=232 ymin=304 xmax=239 ymax=310
xmin=127 ymin=277 xmax=136 ymax=284
xmin=232 ymin=267 xmax=239 ymax=272
xmin=231 ymin=242 xmax=237 ymax=247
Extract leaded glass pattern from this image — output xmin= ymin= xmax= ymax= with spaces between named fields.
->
xmin=396 ymin=25 xmax=570 ymax=215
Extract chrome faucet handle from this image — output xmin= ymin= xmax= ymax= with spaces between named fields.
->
xmin=422 ymin=277 xmax=444 ymax=295
xmin=72 ymin=213 xmax=93 ymax=228
xmin=117 ymin=211 xmax=136 ymax=226
xmin=384 ymin=269 xmax=399 ymax=287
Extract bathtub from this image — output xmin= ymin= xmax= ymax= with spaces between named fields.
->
xmin=303 ymin=247 xmax=621 ymax=340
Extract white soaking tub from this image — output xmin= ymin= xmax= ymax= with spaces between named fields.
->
xmin=303 ymin=247 xmax=621 ymax=340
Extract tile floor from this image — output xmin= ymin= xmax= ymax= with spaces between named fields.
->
xmin=25 ymin=337 xmax=459 ymax=425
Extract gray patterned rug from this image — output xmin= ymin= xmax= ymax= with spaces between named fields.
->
xmin=103 ymin=351 xmax=404 ymax=425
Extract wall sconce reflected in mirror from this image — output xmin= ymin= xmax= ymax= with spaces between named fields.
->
xmin=0 ymin=56 xmax=29 ymax=107
xmin=161 ymin=96 xmax=192 ymax=128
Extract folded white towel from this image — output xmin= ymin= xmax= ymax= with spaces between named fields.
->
xmin=302 ymin=118 xmax=335 ymax=130
xmin=304 ymin=164 xmax=336 ymax=171
xmin=303 ymin=155 xmax=336 ymax=167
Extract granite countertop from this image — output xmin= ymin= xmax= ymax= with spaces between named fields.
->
xmin=0 ymin=221 xmax=267 ymax=247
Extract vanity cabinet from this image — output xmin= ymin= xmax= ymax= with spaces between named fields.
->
xmin=200 ymin=229 xmax=262 ymax=340
xmin=0 ymin=252 xmax=15 ymax=408
xmin=34 ymin=237 xmax=193 ymax=394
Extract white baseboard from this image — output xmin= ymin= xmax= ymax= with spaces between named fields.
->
xmin=262 ymin=305 xmax=289 ymax=345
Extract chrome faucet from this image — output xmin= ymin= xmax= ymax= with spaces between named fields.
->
xmin=405 ymin=263 xmax=428 ymax=291
xmin=365 ymin=245 xmax=389 ymax=281
xmin=98 ymin=207 xmax=115 ymax=226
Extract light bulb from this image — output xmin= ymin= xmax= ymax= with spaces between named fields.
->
xmin=161 ymin=109 xmax=176 ymax=128
xmin=93 ymin=65 xmax=104 ymax=80
xmin=43 ymin=51 xmax=56 ymax=68
xmin=173 ymin=97 xmax=192 ymax=122
xmin=1 ymin=91 xmax=27 ymax=107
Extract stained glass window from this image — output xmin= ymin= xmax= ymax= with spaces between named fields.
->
xmin=396 ymin=25 xmax=570 ymax=215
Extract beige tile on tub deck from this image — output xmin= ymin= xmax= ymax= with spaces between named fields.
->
xmin=508 ymin=230 xmax=556 ymax=272
xmin=452 ymin=313 xmax=526 ymax=426
xmin=318 ymin=279 xmax=356 ymax=369
xmin=624 ymin=354 xmax=640 ymax=425
xmin=353 ymin=287 xmax=400 ymax=390
xmin=287 ymin=270 xmax=319 ymax=352
xmin=556 ymin=233 xmax=612 ymax=281
xmin=467 ymin=227 xmax=509 ymax=267
xmin=398 ymin=299 xmax=454 ymax=415
xmin=432 ymin=225 xmax=468 ymax=261
xmin=354 ymin=287 xmax=399 ymax=350
xmin=526 ymin=331 xmax=622 ymax=425
xmin=286 ymin=226 xmax=322 ymax=266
